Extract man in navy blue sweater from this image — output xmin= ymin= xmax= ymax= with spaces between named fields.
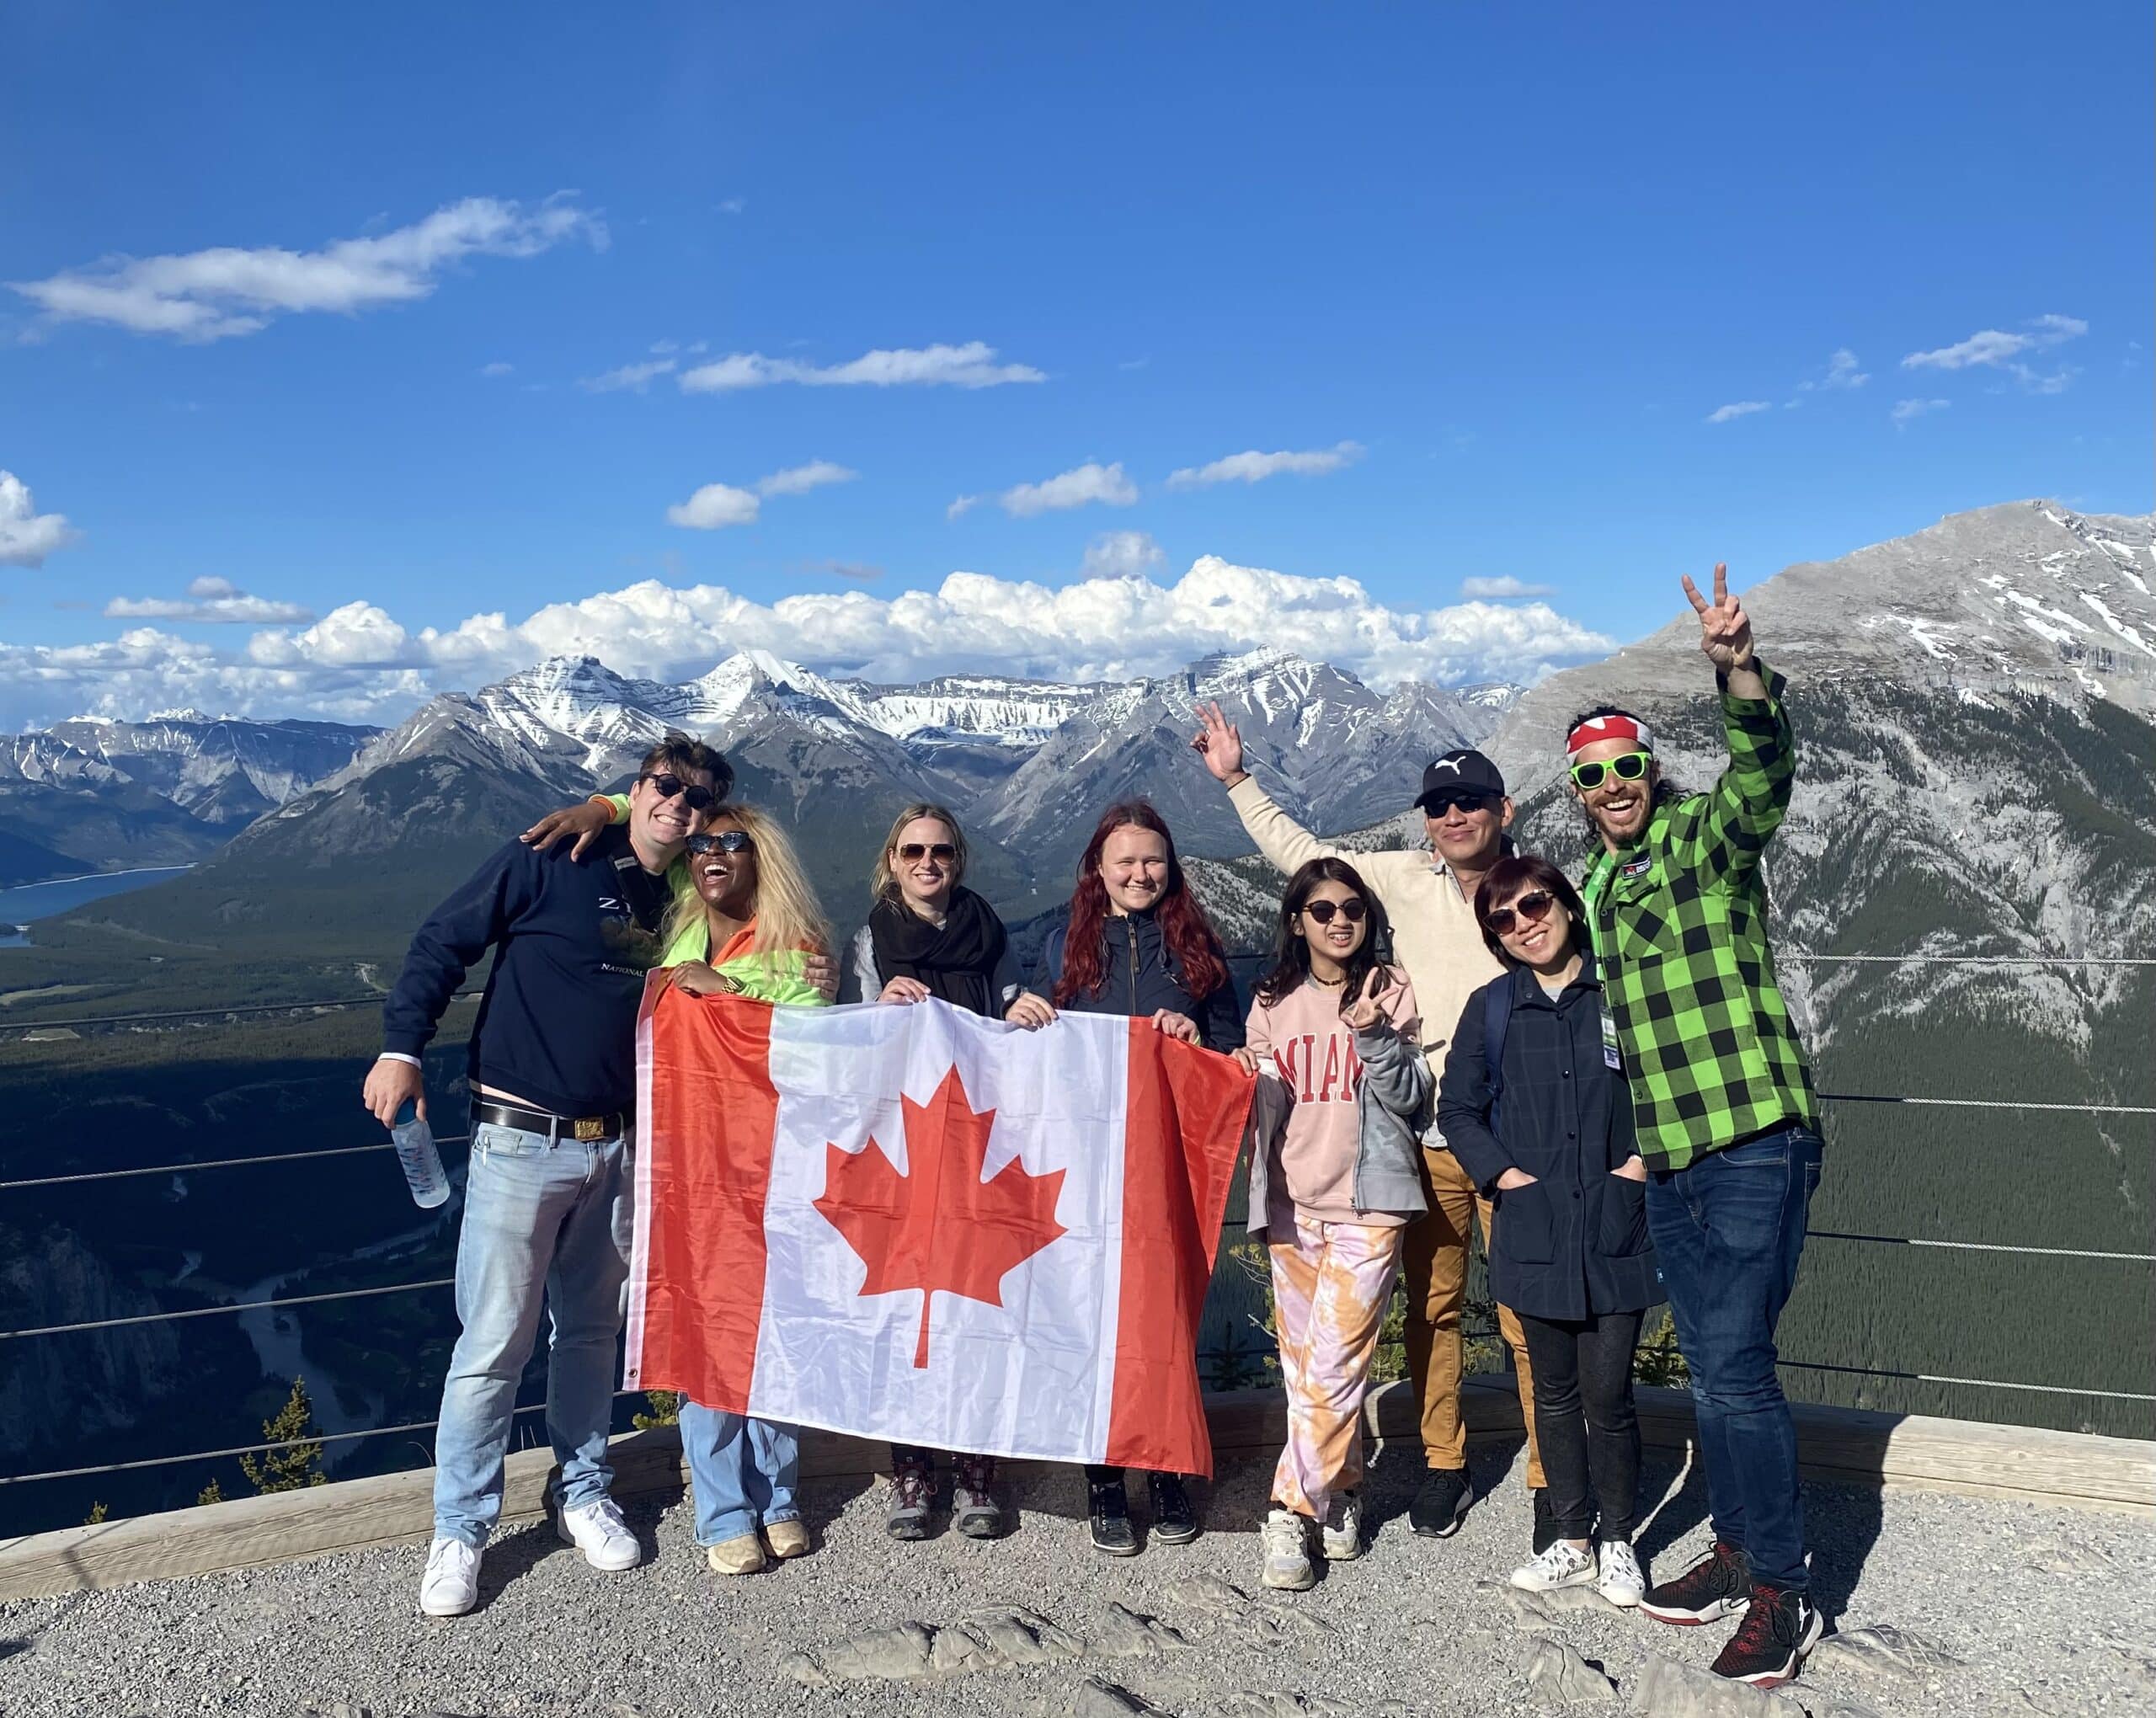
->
xmin=363 ymin=732 xmax=724 ymax=1618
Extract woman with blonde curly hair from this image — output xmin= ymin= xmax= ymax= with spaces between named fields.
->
xmin=658 ymin=802 xmax=830 ymax=1576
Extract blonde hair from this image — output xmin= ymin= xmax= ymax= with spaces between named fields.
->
xmin=663 ymin=802 xmax=830 ymax=962
xmin=869 ymin=803 xmax=969 ymax=904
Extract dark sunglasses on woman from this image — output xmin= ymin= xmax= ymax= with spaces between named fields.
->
xmin=1567 ymin=751 xmax=1652 ymax=792
xmin=1482 ymin=890 xmax=1555 ymax=936
xmin=1301 ymin=898 xmax=1368 ymax=926
xmin=686 ymin=830 xmax=754 ymax=855
xmin=896 ymin=842 xmax=957 ymax=862
xmin=641 ymin=771 xmax=719 ymax=812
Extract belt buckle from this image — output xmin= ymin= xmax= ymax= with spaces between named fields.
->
xmin=572 ymin=1116 xmax=606 ymax=1142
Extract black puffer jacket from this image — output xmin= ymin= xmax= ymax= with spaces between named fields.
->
xmin=1032 ymin=909 xmax=1243 ymax=1052
xmin=1438 ymin=963 xmax=1662 ymax=1322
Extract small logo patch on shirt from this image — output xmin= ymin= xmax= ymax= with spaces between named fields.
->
xmin=1620 ymin=856 xmax=1654 ymax=878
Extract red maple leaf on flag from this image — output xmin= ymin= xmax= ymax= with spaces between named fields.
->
xmin=814 ymin=1064 xmax=1068 ymax=1369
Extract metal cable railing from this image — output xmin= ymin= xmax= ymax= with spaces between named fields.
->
xmin=0 ymin=951 xmax=2147 ymax=1497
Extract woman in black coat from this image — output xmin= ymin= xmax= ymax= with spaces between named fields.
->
xmin=1438 ymin=851 xmax=1661 ymax=1609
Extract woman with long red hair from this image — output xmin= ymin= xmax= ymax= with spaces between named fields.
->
xmin=1005 ymin=798 xmax=1243 ymax=1555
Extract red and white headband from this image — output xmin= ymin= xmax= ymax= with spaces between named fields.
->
xmin=1565 ymin=713 xmax=1655 ymax=757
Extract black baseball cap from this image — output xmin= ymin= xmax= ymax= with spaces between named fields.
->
xmin=1415 ymin=749 xmax=1507 ymax=811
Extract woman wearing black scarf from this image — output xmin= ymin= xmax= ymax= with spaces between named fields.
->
xmin=844 ymin=803 xmax=1024 ymax=1543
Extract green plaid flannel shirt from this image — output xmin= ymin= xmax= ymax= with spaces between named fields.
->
xmin=1581 ymin=664 xmax=1819 ymax=1169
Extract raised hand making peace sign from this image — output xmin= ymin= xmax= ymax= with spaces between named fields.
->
xmin=1339 ymin=963 xmax=1395 ymax=1032
xmin=1682 ymin=562 xmax=1753 ymax=672
xmin=1681 ymin=563 xmax=1768 ymax=699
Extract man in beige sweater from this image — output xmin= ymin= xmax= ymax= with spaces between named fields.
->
xmin=1193 ymin=702 xmax=1548 ymax=1547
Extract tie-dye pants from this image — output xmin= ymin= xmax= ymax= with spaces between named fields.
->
xmin=1267 ymin=1214 xmax=1405 ymax=1518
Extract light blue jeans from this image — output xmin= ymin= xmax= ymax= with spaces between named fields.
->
xmin=432 ymin=1119 xmax=632 ymax=1546
xmin=680 ymin=1403 xmax=800 ymax=1546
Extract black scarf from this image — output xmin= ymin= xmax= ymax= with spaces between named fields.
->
xmin=867 ymin=888 xmax=1008 ymax=1016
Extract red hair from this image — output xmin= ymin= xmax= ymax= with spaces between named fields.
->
xmin=1054 ymin=800 xmax=1229 ymax=1008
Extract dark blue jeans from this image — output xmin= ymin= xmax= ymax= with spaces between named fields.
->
xmin=1646 ymin=1125 xmax=1822 ymax=1592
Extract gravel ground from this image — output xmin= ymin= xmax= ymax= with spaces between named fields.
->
xmin=2 ymin=1445 xmax=2151 ymax=1718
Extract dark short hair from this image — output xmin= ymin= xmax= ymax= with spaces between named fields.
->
xmin=637 ymin=730 xmax=734 ymax=801
xmin=1473 ymin=852 xmax=1588 ymax=963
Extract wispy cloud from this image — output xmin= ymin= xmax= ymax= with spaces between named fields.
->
xmin=790 ymin=559 xmax=883 ymax=582
xmin=756 ymin=461 xmax=857 ymax=497
xmin=1890 ymin=397 xmax=1950 ymax=427
xmin=958 ymin=462 xmax=1139 ymax=520
xmin=1903 ymin=313 xmax=2086 ymax=392
xmin=582 ymin=356 xmax=677 ymax=393
xmin=478 ymin=360 xmax=515 ymax=378
xmin=667 ymin=461 xmax=859 ymax=529
xmin=105 ymin=576 xmax=314 ymax=623
xmin=678 ymin=341 xmax=1045 ymax=392
xmin=1705 ymin=401 xmax=1770 ymax=424
xmin=1081 ymin=531 xmax=1165 ymax=579
xmin=1166 ymin=440 xmax=1364 ymax=488
xmin=1460 ymin=574 xmax=1554 ymax=599
xmin=8 ymin=195 xmax=604 ymax=343
xmin=1792 ymin=348 xmax=1869 ymax=396
xmin=0 ymin=471 xmax=79 ymax=568
xmin=717 ymin=198 xmax=747 ymax=216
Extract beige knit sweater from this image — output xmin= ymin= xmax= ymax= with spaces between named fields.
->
xmin=1226 ymin=776 xmax=1503 ymax=1110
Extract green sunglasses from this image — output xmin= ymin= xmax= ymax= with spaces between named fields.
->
xmin=1569 ymin=751 xmax=1652 ymax=791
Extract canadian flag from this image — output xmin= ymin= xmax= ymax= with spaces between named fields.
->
xmin=624 ymin=986 xmax=1255 ymax=1475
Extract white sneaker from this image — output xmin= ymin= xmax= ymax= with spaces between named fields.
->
xmin=1319 ymin=1490 xmax=1363 ymax=1561
xmin=557 ymin=1496 xmax=641 ymax=1572
xmin=1259 ymin=1507 xmax=1315 ymax=1592
xmin=419 ymin=1536 xmax=482 ymax=1617
xmin=1595 ymin=1538 xmax=1646 ymax=1607
xmin=1509 ymin=1538 xmax=1597 ymax=1593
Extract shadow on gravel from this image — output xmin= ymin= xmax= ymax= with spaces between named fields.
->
xmin=472 ymin=1518 xmax=574 ymax=1610
xmin=0 ymin=1641 xmax=29 ymax=1663
xmin=1800 ymin=1475 xmax=1886 ymax=1622
xmin=1632 ymin=1453 xmax=1887 ymax=1623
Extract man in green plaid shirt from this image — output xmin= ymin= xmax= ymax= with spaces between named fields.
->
xmin=1566 ymin=565 xmax=1826 ymax=1691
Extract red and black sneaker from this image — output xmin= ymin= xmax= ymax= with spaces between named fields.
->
xmin=1639 ymin=1539 xmax=1751 ymax=1625
xmin=1710 ymin=1584 xmax=1824 ymax=1687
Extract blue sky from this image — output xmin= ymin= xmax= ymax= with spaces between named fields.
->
xmin=2 ymin=2 xmax=2149 ymax=728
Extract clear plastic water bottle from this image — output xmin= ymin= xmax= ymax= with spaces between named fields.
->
xmin=392 ymin=1099 xmax=451 ymax=1209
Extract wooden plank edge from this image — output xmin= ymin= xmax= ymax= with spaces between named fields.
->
xmin=0 ymin=1382 xmax=2146 ymax=1602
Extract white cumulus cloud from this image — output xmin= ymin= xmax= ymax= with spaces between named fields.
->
xmin=666 ymin=483 xmax=762 ymax=530
xmin=0 ymin=554 xmax=1618 ymax=729
xmin=1460 ymin=574 xmax=1554 ymax=599
xmin=677 ymin=341 xmax=1044 ymax=392
xmin=1705 ymin=401 xmax=1770 ymax=424
xmin=9 ymin=195 xmax=604 ymax=342
xmin=1166 ymin=441 xmax=1364 ymax=488
xmin=0 ymin=471 xmax=80 ymax=568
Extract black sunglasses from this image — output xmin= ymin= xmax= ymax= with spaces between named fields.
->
xmin=642 ymin=771 xmax=718 ymax=812
xmin=1300 ymin=898 xmax=1368 ymax=927
xmin=896 ymin=842 xmax=957 ymax=862
xmin=1483 ymin=890 xmax=1555 ymax=936
xmin=686 ymin=830 xmax=754 ymax=856
xmin=1422 ymin=790 xmax=1497 ymax=816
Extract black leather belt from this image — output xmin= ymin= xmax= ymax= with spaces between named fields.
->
xmin=471 ymin=1100 xmax=632 ymax=1144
